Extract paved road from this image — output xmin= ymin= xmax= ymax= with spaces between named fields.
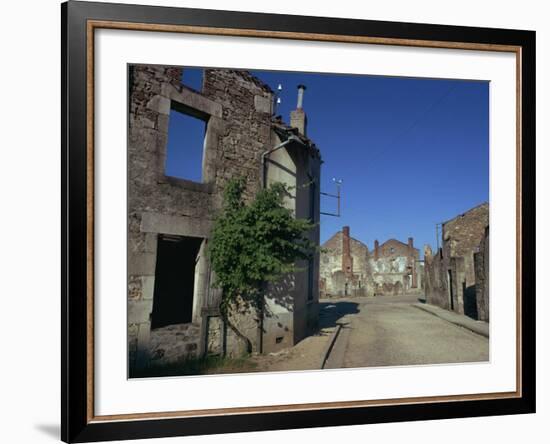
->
xmin=323 ymin=294 xmax=489 ymax=369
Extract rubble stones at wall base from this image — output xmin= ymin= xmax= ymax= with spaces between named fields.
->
xmin=149 ymin=323 xmax=201 ymax=365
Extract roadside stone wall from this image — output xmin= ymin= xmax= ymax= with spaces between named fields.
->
xmin=424 ymin=245 xmax=451 ymax=310
xmin=474 ymin=226 xmax=490 ymax=321
xmin=424 ymin=203 xmax=489 ymax=320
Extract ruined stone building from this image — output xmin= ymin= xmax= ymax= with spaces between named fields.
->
xmin=424 ymin=202 xmax=489 ymax=321
xmin=320 ymin=226 xmax=370 ymax=297
xmin=371 ymin=238 xmax=421 ymax=296
xmin=320 ymin=227 xmax=421 ymax=297
xmin=127 ymin=65 xmax=321 ymax=374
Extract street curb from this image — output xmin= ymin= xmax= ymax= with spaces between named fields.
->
xmin=413 ymin=303 xmax=489 ymax=338
xmin=321 ymin=324 xmax=343 ymax=369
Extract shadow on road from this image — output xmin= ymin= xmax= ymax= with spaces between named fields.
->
xmin=319 ymin=301 xmax=360 ymax=329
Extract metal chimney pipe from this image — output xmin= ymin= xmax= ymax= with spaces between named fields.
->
xmin=296 ymin=84 xmax=306 ymax=109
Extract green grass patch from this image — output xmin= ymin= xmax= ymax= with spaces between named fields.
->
xmin=130 ymin=354 xmax=258 ymax=378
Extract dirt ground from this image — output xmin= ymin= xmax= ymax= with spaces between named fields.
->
xmin=250 ymin=329 xmax=332 ymax=372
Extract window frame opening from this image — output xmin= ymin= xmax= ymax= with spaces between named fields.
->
xmin=164 ymin=101 xmax=210 ymax=184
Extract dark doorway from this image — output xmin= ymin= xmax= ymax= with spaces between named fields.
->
xmin=447 ymin=269 xmax=455 ymax=311
xmin=463 ymin=282 xmax=479 ymax=320
xmin=151 ymin=235 xmax=203 ymax=329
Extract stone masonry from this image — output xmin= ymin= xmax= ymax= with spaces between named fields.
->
xmin=370 ymin=237 xmax=421 ymax=296
xmin=424 ymin=202 xmax=489 ymax=320
xmin=128 ymin=65 xmax=321 ymax=374
xmin=474 ymin=226 xmax=490 ymax=321
xmin=320 ymin=227 xmax=421 ymax=298
xmin=320 ymin=226 xmax=370 ymax=297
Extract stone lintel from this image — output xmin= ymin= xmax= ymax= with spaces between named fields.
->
xmin=140 ymin=212 xmax=212 ymax=239
xmin=162 ymin=83 xmax=222 ymax=119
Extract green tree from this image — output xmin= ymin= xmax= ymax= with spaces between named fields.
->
xmin=209 ymin=177 xmax=316 ymax=353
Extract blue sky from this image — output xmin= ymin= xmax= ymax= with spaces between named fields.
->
xmin=167 ymin=68 xmax=488 ymax=255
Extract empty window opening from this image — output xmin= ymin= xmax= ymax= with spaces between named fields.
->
xmin=151 ymin=235 xmax=203 ymax=329
xmin=165 ymin=106 xmax=207 ymax=183
xmin=180 ymin=67 xmax=204 ymax=92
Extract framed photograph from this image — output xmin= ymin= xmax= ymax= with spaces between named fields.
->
xmin=62 ymin=1 xmax=535 ymax=442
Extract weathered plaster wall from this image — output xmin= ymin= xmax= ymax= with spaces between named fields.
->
xmin=262 ymin=124 xmax=322 ymax=352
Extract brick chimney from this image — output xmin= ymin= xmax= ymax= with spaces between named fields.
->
xmin=342 ymin=226 xmax=353 ymax=275
xmin=290 ymin=84 xmax=307 ymax=136
xmin=374 ymin=239 xmax=379 ymax=261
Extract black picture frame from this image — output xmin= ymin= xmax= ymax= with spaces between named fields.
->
xmin=62 ymin=1 xmax=536 ymax=442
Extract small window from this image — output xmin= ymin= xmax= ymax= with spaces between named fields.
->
xmin=165 ymin=106 xmax=207 ymax=183
xmin=390 ymin=247 xmax=395 ymax=254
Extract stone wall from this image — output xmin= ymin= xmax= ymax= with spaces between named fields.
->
xmin=149 ymin=323 xmax=201 ymax=364
xmin=128 ymin=65 xmax=321 ymax=373
xmin=370 ymin=238 xmax=420 ymax=296
xmin=474 ymin=226 xmax=490 ymax=321
xmin=424 ymin=203 xmax=489 ymax=320
xmin=320 ymin=230 xmax=422 ymax=298
xmin=320 ymin=227 xmax=370 ymax=298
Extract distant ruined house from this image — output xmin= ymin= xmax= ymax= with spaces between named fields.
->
xmin=127 ymin=65 xmax=321 ymax=374
xmin=423 ymin=203 xmax=489 ymax=321
xmin=320 ymin=226 xmax=422 ymax=297
xmin=320 ymin=226 xmax=370 ymax=297
xmin=371 ymin=238 xmax=421 ymax=296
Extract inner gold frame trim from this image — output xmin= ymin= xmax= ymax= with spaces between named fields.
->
xmin=86 ymin=19 xmax=523 ymax=423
